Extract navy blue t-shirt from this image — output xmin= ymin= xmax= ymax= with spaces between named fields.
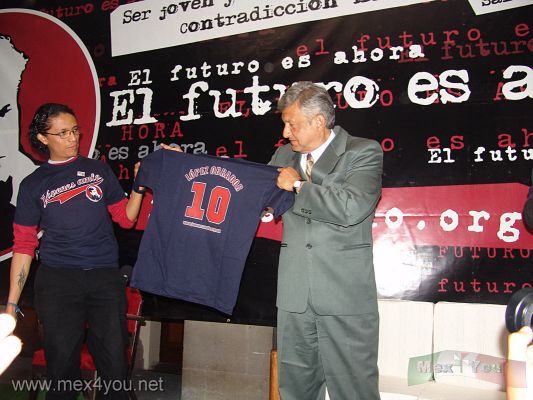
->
xmin=131 ymin=150 xmax=294 ymax=314
xmin=14 ymin=156 xmax=126 ymax=268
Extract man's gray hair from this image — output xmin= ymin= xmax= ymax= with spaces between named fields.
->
xmin=277 ymin=81 xmax=335 ymax=129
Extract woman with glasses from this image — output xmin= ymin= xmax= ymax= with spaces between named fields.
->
xmin=5 ymin=103 xmax=145 ymax=399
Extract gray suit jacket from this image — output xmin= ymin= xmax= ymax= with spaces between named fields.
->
xmin=270 ymin=126 xmax=383 ymax=315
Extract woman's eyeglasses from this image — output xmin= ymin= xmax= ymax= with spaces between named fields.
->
xmin=43 ymin=127 xmax=81 ymax=139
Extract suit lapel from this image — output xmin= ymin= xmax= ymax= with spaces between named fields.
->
xmin=311 ymin=126 xmax=348 ymax=185
xmin=290 ymin=152 xmax=303 ymax=176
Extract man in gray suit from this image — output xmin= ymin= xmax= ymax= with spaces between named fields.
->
xmin=270 ymin=81 xmax=383 ymax=400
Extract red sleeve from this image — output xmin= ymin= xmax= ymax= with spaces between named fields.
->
xmin=108 ymin=198 xmax=135 ymax=229
xmin=12 ymin=224 xmax=39 ymax=257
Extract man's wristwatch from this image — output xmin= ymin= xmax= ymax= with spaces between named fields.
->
xmin=293 ymin=180 xmax=304 ymax=193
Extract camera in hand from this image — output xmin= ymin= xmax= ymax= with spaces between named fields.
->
xmin=506 ymin=287 xmax=533 ymax=333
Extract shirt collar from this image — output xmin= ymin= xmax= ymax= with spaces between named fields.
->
xmin=302 ymin=129 xmax=335 ymax=163
xmin=48 ymin=155 xmax=78 ymax=165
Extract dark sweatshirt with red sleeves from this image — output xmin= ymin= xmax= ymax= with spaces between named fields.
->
xmin=13 ymin=156 xmax=133 ymax=268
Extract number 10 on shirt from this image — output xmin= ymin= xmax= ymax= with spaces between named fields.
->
xmin=185 ymin=182 xmax=231 ymax=225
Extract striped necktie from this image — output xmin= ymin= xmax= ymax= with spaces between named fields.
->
xmin=305 ymin=153 xmax=314 ymax=182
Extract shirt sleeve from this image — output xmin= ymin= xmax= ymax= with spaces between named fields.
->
xmin=262 ymin=166 xmax=295 ymax=218
xmin=12 ymin=223 xmax=39 ymax=256
xmin=14 ymin=177 xmax=41 ymax=227
xmin=102 ymin=162 xmax=128 ymax=206
xmin=108 ymin=198 xmax=135 ymax=229
xmin=135 ymin=149 xmax=164 ymax=191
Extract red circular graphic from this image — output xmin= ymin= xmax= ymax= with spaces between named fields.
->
xmin=86 ymin=185 xmax=103 ymax=202
xmin=0 ymin=10 xmax=99 ymax=162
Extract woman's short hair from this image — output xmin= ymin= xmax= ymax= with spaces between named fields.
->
xmin=29 ymin=103 xmax=76 ymax=154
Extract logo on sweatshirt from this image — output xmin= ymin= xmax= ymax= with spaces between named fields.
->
xmin=40 ymin=175 xmax=103 ymax=208
xmin=86 ymin=185 xmax=103 ymax=202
